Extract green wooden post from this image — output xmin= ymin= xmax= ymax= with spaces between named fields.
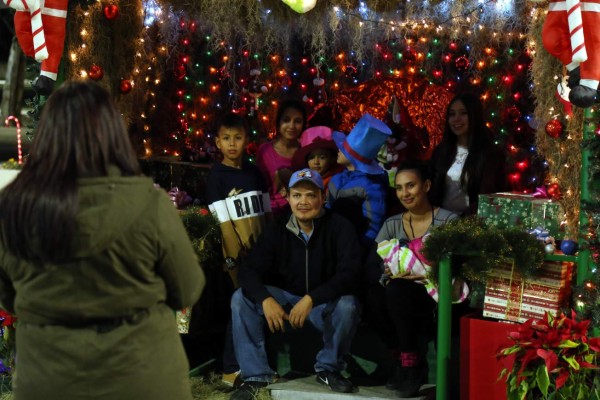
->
xmin=577 ymin=107 xmax=595 ymax=285
xmin=436 ymin=255 xmax=452 ymax=400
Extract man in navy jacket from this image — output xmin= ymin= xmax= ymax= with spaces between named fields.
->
xmin=229 ymin=168 xmax=362 ymax=400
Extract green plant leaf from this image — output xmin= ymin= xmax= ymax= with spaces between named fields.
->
xmin=518 ymin=380 xmax=529 ymax=400
xmin=536 ymin=364 xmax=550 ymax=398
xmin=559 ymin=340 xmax=580 ymax=349
xmin=499 ymin=368 xmax=508 ymax=382
xmin=563 ymin=355 xmax=580 ymax=370
xmin=502 ymin=346 xmax=522 ymax=355
xmin=576 ymin=383 xmax=587 ymax=400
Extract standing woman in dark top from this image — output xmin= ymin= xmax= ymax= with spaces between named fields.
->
xmin=429 ymin=93 xmax=506 ymax=216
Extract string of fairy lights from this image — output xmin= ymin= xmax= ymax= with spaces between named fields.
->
xmin=62 ymin=1 xmax=598 ymax=318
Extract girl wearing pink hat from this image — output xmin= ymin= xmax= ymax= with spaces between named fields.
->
xmin=291 ymin=126 xmax=343 ymax=191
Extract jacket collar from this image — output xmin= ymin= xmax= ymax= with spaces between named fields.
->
xmin=285 ymin=208 xmax=326 ymax=235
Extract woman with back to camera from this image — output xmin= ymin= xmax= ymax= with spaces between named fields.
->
xmin=0 ymin=81 xmax=205 ymax=400
xmin=429 ymin=93 xmax=506 ymax=216
xmin=256 ymin=98 xmax=306 ymax=215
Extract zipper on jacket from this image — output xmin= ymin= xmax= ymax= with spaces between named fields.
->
xmin=289 ymin=221 xmax=312 ymax=294
xmin=305 ymin=244 xmax=309 ymax=293
xmin=293 ymin=233 xmax=310 ymax=293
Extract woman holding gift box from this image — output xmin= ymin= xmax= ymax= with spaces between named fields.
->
xmin=365 ymin=160 xmax=467 ymax=398
xmin=0 ymin=81 xmax=205 ymax=400
xmin=429 ymin=93 xmax=506 ymax=216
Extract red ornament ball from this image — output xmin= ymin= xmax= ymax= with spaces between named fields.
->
xmin=546 ymin=183 xmax=562 ymax=200
xmin=119 ymin=79 xmax=132 ymax=94
xmin=455 ymin=56 xmax=470 ymax=71
xmin=88 ymin=64 xmax=104 ymax=81
xmin=595 ymin=126 xmax=600 ymax=137
xmin=545 ymin=119 xmax=563 ymax=138
xmin=504 ymin=106 xmax=521 ymax=122
xmin=103 ymin=4 xmax=119 ymax=20
xmin=174 ymin=64 xmax=187 ymax=80
xmin=344 ymin=65 xmax=358 ymax=78
xmin=246 ymin=142 xmax=258 ymax=156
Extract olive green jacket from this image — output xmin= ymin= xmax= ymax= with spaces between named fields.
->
xmin=0 ymin=173 xmax=205 ymax=400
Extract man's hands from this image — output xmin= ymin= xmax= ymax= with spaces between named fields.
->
xmin=262 ymin=295 xmax=314 ymax=332
xmin=288 ymin=295 xmax=313 ymax=329
xmin=262 ymin=297 xmax=288 ymax=333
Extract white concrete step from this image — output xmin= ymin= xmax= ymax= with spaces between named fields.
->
xmin=268 ymin=376 xmax=433 ymax=400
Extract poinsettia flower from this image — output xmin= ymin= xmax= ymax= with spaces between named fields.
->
xmin=555 ymin=370 xmax=570 ymax=390
xmin=498 ymin=311 xmax=598 ymax=399
xmin=0 ymin=310 xmax=16 ymax=327
xmin=517 ymin=348 xmax=539 ymax=377
xmin=536 ymin=348 xmax=558 ymax=372
xmin=589 ymin=337 xmax=600 ymax=352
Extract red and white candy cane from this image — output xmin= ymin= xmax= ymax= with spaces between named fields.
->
xmin=2 ymin=0 xmax=48 ymax=62
xmin=4 ymin=116 xmax=23 ymax=165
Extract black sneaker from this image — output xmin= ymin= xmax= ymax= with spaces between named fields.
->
xmin=385 ymin=363 xmax=405 ymax=390
xmin=316 ymin=370 xmax=356 ymax=393
xmin=229 ymin=381 xmax=269 ymax=400
xmin=395 ymin=366 xmax=427 ymax=398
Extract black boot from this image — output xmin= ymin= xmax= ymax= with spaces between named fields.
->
xmin=385 ymin=362 xmax=405 ymax=390
xmin=569 ymin=85 xmax=598 ymax=108
xmin=32 ymin=75 xmax=55 ymax=96
xmin=395 ymin=365 xmax=427 ymax=398
xmin=567 ymin=67 xmax=580 ymax=89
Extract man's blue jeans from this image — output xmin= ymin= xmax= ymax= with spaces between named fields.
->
xmin=231 ymin=285 xmax=361 ymax=383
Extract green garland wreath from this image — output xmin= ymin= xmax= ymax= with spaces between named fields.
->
xmin=422 ymin=216 xmax=546 ymax=284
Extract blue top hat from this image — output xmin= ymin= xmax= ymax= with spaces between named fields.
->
xmin=332 ymin=114 xmax=392 ymax=175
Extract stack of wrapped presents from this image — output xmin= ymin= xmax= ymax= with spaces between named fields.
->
xmin=460 ymin=192 xmax=573 ymax=400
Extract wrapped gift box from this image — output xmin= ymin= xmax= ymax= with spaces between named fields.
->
xmin=460 ymin=313 xmax=516 ymax=400
xmin=477 ymin=193 xmax=565 ymax=239
xmin=483 ymin=261 xmax=573 ymax=323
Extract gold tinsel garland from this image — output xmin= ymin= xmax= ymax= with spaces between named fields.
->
xmin=60 ymin=0 xmax=536 ymax=134
xmin=64 ymin=0 xmax=155 ymax=125
xmin=153 ymin=0 xmax=533 ymax=69
xmin=527 ymin=8 xmax=583 ymax=238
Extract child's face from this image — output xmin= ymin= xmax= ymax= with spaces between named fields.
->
xmin=215 ymin=126 xmax=248 ymax=166
xmin=336 ymin=149 xmax=352 ymax=167
xmin=307 ymin=148 xmax=335 ymax=175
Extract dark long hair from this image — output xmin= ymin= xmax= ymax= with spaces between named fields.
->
xmin=430 ymin=93 xmax=494 ymax=205
xmin=0 ymin=80 xmax=141 ymax=263
xmin=275 ymin=98 xmax=307 ymax=134
xmin=396 ymin=159 xmax=433 ymax=184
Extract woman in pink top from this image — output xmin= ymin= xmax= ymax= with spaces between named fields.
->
xmin=256 ymin=99 xmax=306 ymax=215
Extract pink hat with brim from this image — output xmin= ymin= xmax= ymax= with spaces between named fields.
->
xmin=291 ymin=126 xmax=338 ymax=171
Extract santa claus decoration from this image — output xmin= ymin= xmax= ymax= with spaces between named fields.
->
xmin=3 ymin=0 xmax=68 ymax=96
xmin=542 ymin=0 xmax=600 ymax=107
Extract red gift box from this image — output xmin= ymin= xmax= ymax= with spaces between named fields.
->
xmin=460 ymin=313 xmax=517 ymax=400
xmin=483 ymin=261 xmax=573 ymax=323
